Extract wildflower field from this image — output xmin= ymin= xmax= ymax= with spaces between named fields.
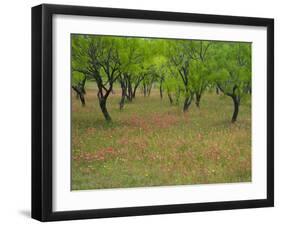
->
xmin=71 ymin=35 xmax=252 ymax=190
xmin=71 ymin=85 xmax=251 ymax=190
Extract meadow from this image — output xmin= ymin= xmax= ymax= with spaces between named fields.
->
xmin=71 ymin=83 xmax=251 ymax=190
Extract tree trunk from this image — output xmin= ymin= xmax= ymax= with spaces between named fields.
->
xmin=147 ymin=84 xmax=152 ymax=96
xmin=119 ymin=82 xmax=126 ymax=110
xmin=72 ymin=86 xmax=86 ymax=106
xmin=216 ymin=83 xmax=240 ymax=123
xmin=231 ymin=96 xmax=240 ymax=123
xmin=99 ymin=97 xmax=111 ymax=121
xmin=175 ymin=88 xmax=181 ymax=105
xmin=132 ymin=87 xmax=136 ymax=99
xmin=132 ymin=84 xmax=138 ymax=99
xmin=81 ymin=77 xmax=87 ymax=94
xmin=127 ymin=81 xmax=133 ymax=101
xmin=183 ymin=96 xmax=192 ymax=112
xmin=79 ymin=93 xmax=85 ymax=106
xmin=159 ymin=82 xmax=163 ymax=99
xmin=216 ymin=86 xmax=219 ymax=95
xmin=143 ymin=84 xmax=147 ymax=97
xmin=195 ymin=93 xmax=201 ymax=108
xmin=167 ymin=92 xmax=173 ymax=105
xmin=119 ymin=94 xmax=125 ymax=110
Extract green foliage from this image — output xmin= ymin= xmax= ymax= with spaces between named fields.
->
xmin=72 ymin=71 xmax=86 ymax=87
xmin=71 ymin=36 xmax=253 ymax=189
xmin=71 ymin=34 xmax=251 ymax=121
xmin=210 ymin=42 xmax=251 ymax=97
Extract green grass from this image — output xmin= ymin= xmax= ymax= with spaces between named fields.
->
xmin=71 ymin=84 xmax=251 ymax=190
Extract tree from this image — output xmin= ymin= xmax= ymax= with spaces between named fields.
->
xmin=118 ymin=38 xmax=144 ymax=109
xmin=189 ymin=60 xmax=212 ymax=108
xmin=72 ymin=34 xmax=252 ymax=124
xmin=141 ymin=65 xmax=159 ymax=97
xmin=72 ymin=35 xmax=121 ymax=121
xmin=211 ymin=42 xmax=251 ymax=122
xmin=150 ymin=55 xmax=167 ymax=99
xmin=163 ymin=71 xmax=183 ymax=105
xmin=186 ymin=41 xmax=212 ymax=107
xmin=167 ymin=40 xmax=194 ymax=112
xmin=72 ymin=71 xmax=86 ymax=106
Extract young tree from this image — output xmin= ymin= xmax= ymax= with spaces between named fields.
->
xmin=72 ymin=35 xmax=121 ymax=121
xmin=141 ymin=65 xmax=159 ymax=97
xmin=163 ymin=72 xmax=183 ymax=105
xmin=189 ymin=60 xmax=211 ymax=107
xmin=168 ymin=40 xmax=194 ymax=112
xmin=186 ymin=41 xmax=212 ymax=107
xmin=211 ymin=42 xmax=251 ymax=122
xmin=118 ymin=38 xmax=144 ymax=109
xmin=150 ymin=55 xmax=167 ymax=99
xmin=72 ymin=71 xmax=87 ymax=106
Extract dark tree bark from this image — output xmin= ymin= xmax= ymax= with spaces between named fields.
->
xmin=183 ymin=96 xmax=192 ymax=112
xmin=132 ymin=76 xmax=144 ymax=99
xmin=147 ymin=88 xmax=151 ymax=96
xmin=72 ymin=76 xmax=87 ymax=106
xmin=79 ymin=93 xmax=86 ymax=106
xmin=216 ymin=86 xmax=220 ymax=95
xmin=147 ymin=83 xmax=153 ymax=96
xmin=127 ymin=80 xmax=133 ymax=102
xmin=97 ymin=91 xmax=112 ymax=121
xmin=175 ymin=87 xmax=182 ymax=105
xmin=159 ymin=82 xmax=163 ymax=99
xmin=167 ymin=92 xmax=173 ymax=105
xmin=132 ymin=86 xmax=137 ymax=99
xmin=132 ymin=81 xmax=141 ymax=98
xmin=99 ymin=97 xmax=111 ymax=121
xmin=231 ymin=96 xmax=240 ymax=123
xmin=143 ymin=83 xmax=147 ymax=97
xmin=217 ymin=83 xmax=240 ymax=123
xmin=72 ymin=85 xmax=86 ymax=106
xmin=119 ymin=73 xmax=143 ymax=109
xmin=195 ymin=93 xmax=201 ymax=108
xmin=159 ymin=76 xmax=164 ymax=100
xmin=119 ymin=94 xmax=125 ymax=110
xmin=244 ymin=82 xmax=251 ymax=94
xmin=81 ymin=77 xmax=86 ymax=94
xmin=119 ymin=80 xmax=127 ymax=110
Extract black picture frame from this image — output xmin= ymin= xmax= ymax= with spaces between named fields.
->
xmin=32 ymin=3 xmax=274 ymax=222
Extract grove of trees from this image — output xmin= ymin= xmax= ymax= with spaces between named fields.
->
xmin=72 ymin=35 xmax=251 ymax=123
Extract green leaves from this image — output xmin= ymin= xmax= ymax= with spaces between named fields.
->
xmin=71 ymin=34 xmax=251 ymax=120
xmin=211 ymin=42 xmax=252 ymax=98
xmin=72 ymin=71 xmax=86 ymax=86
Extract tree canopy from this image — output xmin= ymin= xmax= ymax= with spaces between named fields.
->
xmin=72 ymin=34 xmax=251 ymax=122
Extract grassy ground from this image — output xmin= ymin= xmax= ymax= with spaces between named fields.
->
xmin=71 ymin=84 xmax=251 ymax=190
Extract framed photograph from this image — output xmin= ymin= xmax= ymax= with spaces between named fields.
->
xmin=32 ymin=4 xmax=274 ymax=221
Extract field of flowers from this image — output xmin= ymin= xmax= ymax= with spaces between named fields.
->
xmin=71 ymin=85 xmax=251 ymax=190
